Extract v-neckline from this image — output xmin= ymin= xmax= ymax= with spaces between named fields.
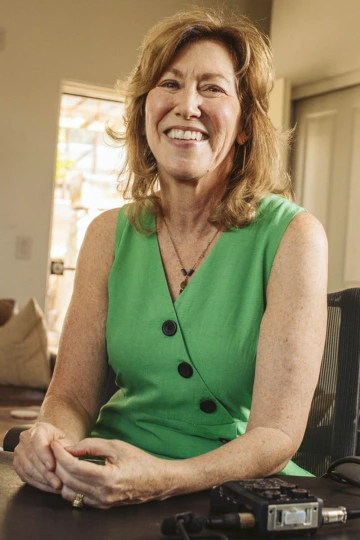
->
xmin=151 ymin=214 xmax=225 ymax=306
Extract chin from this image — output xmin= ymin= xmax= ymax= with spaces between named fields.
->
xmin=167 ymin=164 xmax=213 ymax=183
xmin=172 ymin=172 xmax=207 ymax=184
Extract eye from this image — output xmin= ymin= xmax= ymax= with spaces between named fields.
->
xmin=158 ymin=80 xmax=180 ymax=90
xmin=204 ymin=85 xmax=225 ymax=94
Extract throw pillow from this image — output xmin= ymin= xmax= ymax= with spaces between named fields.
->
xmin=0 ymin=298 xmax=51 ymax=389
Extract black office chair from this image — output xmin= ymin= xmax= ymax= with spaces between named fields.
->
xmin=293 ymin=288 xmax=360 ymax=476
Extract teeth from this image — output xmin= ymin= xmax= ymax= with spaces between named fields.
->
xmin=167 ymin=129 xmax=206 ymax=141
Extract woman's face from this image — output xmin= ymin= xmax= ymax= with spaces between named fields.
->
xmin=145 ymin=39 xmax=245 ymax=185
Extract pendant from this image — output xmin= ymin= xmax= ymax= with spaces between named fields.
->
xmin=181 ymin=268 xmax=194 ymax=277
xmin=179 ymin=278 xmax=188 ymax=293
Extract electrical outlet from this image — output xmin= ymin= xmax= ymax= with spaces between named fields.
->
xmin=50 ymin=261 xmax=64 ymax=275
xmin=15 ymin=236 xmax=32 ymax=260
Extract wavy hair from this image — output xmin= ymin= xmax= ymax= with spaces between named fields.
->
xmin=109 ymin=8 xmax=293 ymax=233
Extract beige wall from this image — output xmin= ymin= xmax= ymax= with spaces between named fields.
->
xmin=271 ymin=0 xmax=360 ymax=87
xmin=270 ymin=0 xmax=360 ymax=295
xmin=0 ymin=0 xmax=271 ymax=311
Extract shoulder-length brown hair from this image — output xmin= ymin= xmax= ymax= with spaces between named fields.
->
xmin=109 ymin=8 xmax=293 ymax=233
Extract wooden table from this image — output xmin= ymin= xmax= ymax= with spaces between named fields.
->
xmin=2 ymin=451 xmax=360 ymax=539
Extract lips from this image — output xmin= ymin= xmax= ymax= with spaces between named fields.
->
xmin=165 ymin=128 xmax=208 ymax=141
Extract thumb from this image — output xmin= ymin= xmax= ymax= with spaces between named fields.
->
xmin=35 ymin=422 xmax=66 ymax=441
xmin=53 ymin=427 xmax=67 ymax=440
xmin=57 ymin=435 xmax=76 ymax=448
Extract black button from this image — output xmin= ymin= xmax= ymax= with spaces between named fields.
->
xmin=200 ymin=400 xmax=217 ymax=413
xmin=178 ymin=362 xmax=193 ymax=378
xmin=219 ymin=438 xmax=230 ymax=444
xmin=162 ymin=320 xmax=177 ymax=336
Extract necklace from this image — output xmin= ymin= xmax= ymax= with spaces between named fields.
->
xmin=162 ymin=218 xmax=220 ymax=294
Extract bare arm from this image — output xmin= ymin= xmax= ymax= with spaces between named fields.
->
xmin=39 ymin=208 xmax=119 ymax=441
xmin=164 ymin=211 xmax=328 ymax=493
xmin=41 ymin=208 xmax=119 ymax=436
xmin=13 ymin=208 xmax=119 ymax=491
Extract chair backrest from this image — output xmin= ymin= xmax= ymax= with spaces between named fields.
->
xmin=293 ymin=288 xmax=360 ymax=476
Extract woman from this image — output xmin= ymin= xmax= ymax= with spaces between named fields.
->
xmin=14 ymin=9 xmax=328 ymax=509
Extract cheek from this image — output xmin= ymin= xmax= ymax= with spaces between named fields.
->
xmin=209 ymin=100 xmax=241 ymax=135
xmin=221 ymin=105 xmax=242 ymax=143
xmin=144 ymin=94 xmax=156 ymax=137
xmin=145 ymin=90 xmax=173 ymax=134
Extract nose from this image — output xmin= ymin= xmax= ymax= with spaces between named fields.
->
xmin=174 ymin=86 xmax=202 ymax=119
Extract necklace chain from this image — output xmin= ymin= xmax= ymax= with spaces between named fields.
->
xmin=162 ymin=217 xmax=219 ymax=294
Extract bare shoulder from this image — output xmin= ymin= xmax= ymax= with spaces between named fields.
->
xmin=269 ymin=211 xmax=328 ymax=303
xmin=74 ymin=207 xmax=122 ymax=289
xmin=279 ymin=211 xmax=327 ymax=259
xmin=85 ymin=207 xmax=121 ymax=240
xmin=81 ymin=208 xmax=120 ymax=255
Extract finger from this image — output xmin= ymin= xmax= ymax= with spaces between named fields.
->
xmin=52 ymin=442 xmax=116 ymax=503
xmin=14 ymin=446 xmax=49 ymax=485
xmin=55 ymin=460 xmax=109 ymax=496
xmin=51 ymin=441 xmax=106 ymax=481
xmin=28 ymin=425 xmax=64 ymax=471
xmin=64 ymin=438 xmax=117 ymax=462
xmin=58 ymin=436 xmax=76 ymax=448
xmin=61 ymin=484 xmax=109 ymax=510
xmin=14 ymin=439 xmax=63 ymax=491
xmin=26 ymin=445 xmax=63 ymax=490
xmin=13 ymin=457 xmax=61 ymax=495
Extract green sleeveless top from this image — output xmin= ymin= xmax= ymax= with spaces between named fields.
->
xmin=92 ymin=194 xmax=312 ymax=476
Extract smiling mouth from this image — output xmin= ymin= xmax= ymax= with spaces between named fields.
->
xmin=165 ymin=129 xmax=208 ymax=141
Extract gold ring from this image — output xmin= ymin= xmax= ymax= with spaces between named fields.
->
xmin=72 ymin=493 xmax=84 ymax=509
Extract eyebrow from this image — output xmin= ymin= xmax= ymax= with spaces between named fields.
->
xmin=165 ymin=67 xmax=232 ymax=85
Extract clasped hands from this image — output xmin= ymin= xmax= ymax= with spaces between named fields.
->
xmin=13 ymin=422 xmax=171 ymax=509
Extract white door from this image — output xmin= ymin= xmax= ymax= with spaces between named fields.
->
xmin=292 ymin=86 xmax=360 ymax=292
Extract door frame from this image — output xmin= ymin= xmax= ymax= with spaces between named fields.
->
xmin=290 ymin=72 xmax=360 ymax=292
xmin=46 ymin=80 xmax=123 ymax=343
xmin=292 ymin=69 xmax=360 ymax=101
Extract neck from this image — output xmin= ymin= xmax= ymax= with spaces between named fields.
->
xmin=158 ymin=173 xmax=226 ymax=236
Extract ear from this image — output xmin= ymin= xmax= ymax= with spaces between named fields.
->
xmin=236 ymin=130 xmax=248 ymax=145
